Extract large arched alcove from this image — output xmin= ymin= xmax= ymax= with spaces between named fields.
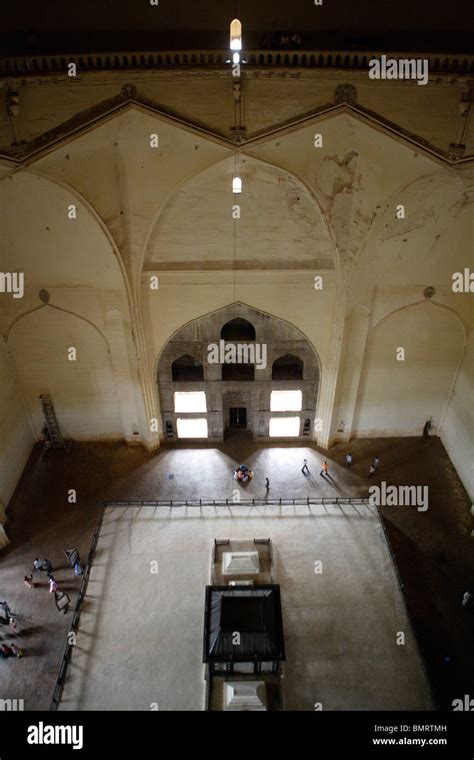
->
xmin=144 ymin=155 xmax=335 ymax=271
xmin=8 ymin=307 xmax=122 ymax=441
xmin=156 ymin=303 xmax=321 ymax=441
xmin=352 ymin=301 xmax=466 ymax=437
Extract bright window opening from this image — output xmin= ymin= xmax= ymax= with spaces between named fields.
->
xmin=270 ymin=390 xmax=302 ymax=412
xmin=177 ymin=418 xmax=208 ymax=438
xmin=230 ymin=19 xmax=242 ymax=50
xmin=174 ymin=391 xmax=207 ymax=413
xmin=269 ymin=417 xmax=300 ymax=437
xmin=232 ymin=176 xmax=242 ymax=194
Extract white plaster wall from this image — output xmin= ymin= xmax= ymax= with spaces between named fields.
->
xmin=353 ymin=302 xmax=466 ymax=437
xmin=105 ymin=308 xmax=144 ymax=442
xmin=332 ymin=305 xmax=370 ymax=440
xmin=0 ymin=169 xmax=147 ymax=446
xmin=0 ymin=341 xmax=34 ymax=530
xmin=9 ymin=308 xmax=122 ymax=440
xmin=147 ymin=156 xmax=334 ymax=266
xmin=0 ymin=173 xmax=125 ymax=291
xmin=441 ymin=330 xmax=474 ymax=502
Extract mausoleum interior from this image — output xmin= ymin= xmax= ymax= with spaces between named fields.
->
xmin=0 ymin=0 xmax=472 ymax=714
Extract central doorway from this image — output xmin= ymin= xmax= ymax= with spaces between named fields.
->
xmin=229 ymin=407 xmax=247 ymax=430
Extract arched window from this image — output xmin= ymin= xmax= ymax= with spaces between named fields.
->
xmin=272 ymin=354 xmax=303 ymax=380
xmin=222 ymin=363 xmax=255 ymax=381
xmin=232 ymin=176 xmax=242 ymax=194
xmin=230 ymin=19 xmax=242 ymax=50
xmin=221 ymin=318 xmax=256 ymax=341
xmin=171 ymin=355 xmax=204 ymax=382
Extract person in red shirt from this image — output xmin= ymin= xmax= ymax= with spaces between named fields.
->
xmin=0 ymin=642 xmax=14 ymax=658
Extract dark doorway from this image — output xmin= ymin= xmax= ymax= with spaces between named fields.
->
xmin=230 ymin=407 xmax=247 ymax=429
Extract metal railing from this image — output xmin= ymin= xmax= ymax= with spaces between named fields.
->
xmin=49 ymin=505 xmax=106 ymax=711
xmin=104 ymin=497 xmax=370 ymax=507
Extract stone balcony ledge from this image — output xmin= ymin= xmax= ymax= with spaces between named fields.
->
xmin=0 ymin=49 xmax=473 ymax=77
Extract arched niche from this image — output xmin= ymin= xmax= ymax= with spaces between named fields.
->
xmin=272 ymin=354 xmax=304 ymax=380
xmin=155 ymin=303 xmax=321 ymax=442
xmin=171 ymin=355 xmax=204 ymax=382
xmin=353 ymin=302 xmax=466 ymax=437
xmin=221 ymin=318 xmax=256 ymax=342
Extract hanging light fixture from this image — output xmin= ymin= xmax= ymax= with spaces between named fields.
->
xmin=230 ymin=19 xmax=242 ymax=50
xmin=232 ymin=176 xmax=242 ymax=194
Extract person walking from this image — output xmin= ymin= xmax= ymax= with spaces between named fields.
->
xmin=320 ymin=461 xmax=328 ymax=477
xmin=48 ymin=575 xmax=58 ymax=594
xmin=462 ymin=590 xmax=472 ymax=608
xmin=368 ymin=464 xmax=375 ymax=478
xmin=265 ymin=477 xmax=270 ymax=491
xmin=345 ymin=453 xmax=352 ymax=468
xmin=301 ymin=459 xmax=310 ymax=475
xmin=42 ymin=558 xmax=53 ymax=573
xmin=373 ymin=456 xmax=380 ymax=471
xmin=24 ymin=574 xmax=34 ymax=589
xmin=0 ymin=602 xmax=11 ymax=624
xmin=33 ymin=558 xmax=42 ymax=573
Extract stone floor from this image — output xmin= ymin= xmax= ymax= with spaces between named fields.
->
xmin=59 ymin=503 xmax=432 ymax=711
xmin=0 ymin=436 xmax=472 ymax=710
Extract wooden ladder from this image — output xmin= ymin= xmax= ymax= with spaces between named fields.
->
xmin=40 ymin=394 xmax=71 ymax=452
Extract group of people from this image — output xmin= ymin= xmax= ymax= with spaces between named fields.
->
xmin=28 ymin=557 xmax=59 ymax=594
xmin=242 ymin=454 xmax=382 ymax=488
xmin=24 ymin=554 xmax=85 ymax=616
xmin=301 ymin=454 xmax=381 ymax=478
xmin=0 ymin=640 xmax=22 ymax=659
xmin=1 ymin=553 xmax=87 ymax=662
xmin=0 ymin=601 xmax=22 ymax=659
xmin=27 ymin=555 xmax=84 ymax=590
xmin=261 ymin=32 xmax=303 ymax=50
xmin=234 ymin=464 xmax=254 ymax=483
xmin=345 ymin=453 xmax=380 ymax=477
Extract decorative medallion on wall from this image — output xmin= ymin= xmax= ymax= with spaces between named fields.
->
xmin=334 ymin=83 xmax=358 ymax=105
xmin=121 ymin=83 xmax=137 ymax=100
xmin=39 ymin=289 xmax=50 ymax=304
xmin=447 ymin=143 xmax=465 ymax=161
xmin=423 ymin=287 xmax=436 ymax=299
